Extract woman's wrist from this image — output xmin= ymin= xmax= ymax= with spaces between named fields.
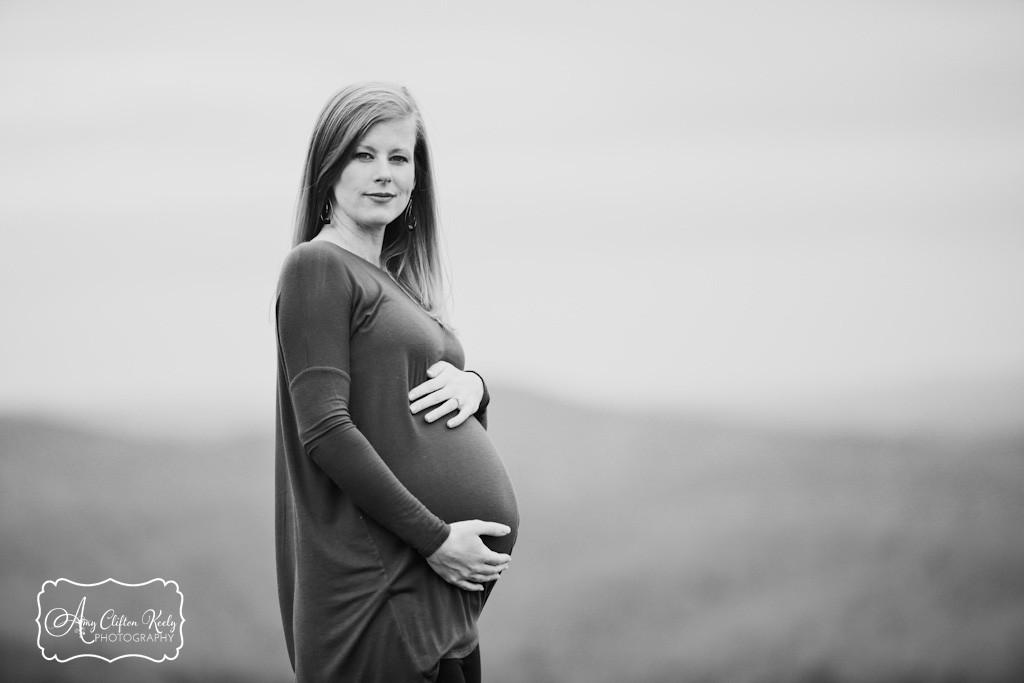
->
xmin=420 ymin=521 xmax=451 ymax=558
xmin=464 ymin=369 xmax=489 ymax=413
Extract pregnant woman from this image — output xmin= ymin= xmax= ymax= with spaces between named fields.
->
xmin=273 ymin=82 xmax=519 ymax=683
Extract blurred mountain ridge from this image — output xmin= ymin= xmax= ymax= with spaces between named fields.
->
xmin=1 ymin=386 xmax=1022 ymax=682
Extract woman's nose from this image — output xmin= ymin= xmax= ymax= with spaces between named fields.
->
xmin=374 ymin=159 xmax=392 ymax=184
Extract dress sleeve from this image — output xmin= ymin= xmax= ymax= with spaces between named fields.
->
xmin=276 ymin=246 xmax=450 ymax=557
xmin=465 ymin=370 xmax=490 ymax=430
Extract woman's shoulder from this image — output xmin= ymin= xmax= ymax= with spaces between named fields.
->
xmin=278 ymin=240 xmax=366 ymax=292
xmin=283 ymin=239 xmax=364 ymax=273
xmin=286 ymin=237 xmax=342 ymax=261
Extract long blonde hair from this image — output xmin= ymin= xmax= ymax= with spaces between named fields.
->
xmin=293 ymin=82 xmax=450 ymax=325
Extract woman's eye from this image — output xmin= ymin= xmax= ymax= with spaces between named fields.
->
xmin=354 ymin=152 xmax=372 ymax=160
xmin=390 ymin=155 xmax=409 ymax=163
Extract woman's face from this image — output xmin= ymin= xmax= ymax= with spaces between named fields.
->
xmin=330 ymin=116 xmax=417 ymax=232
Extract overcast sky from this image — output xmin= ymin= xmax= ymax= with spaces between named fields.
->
xmin=1 ymin=0 xmax=1022 ymax=435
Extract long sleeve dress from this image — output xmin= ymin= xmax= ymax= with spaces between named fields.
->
xmin=273 ymin=239 xmax=519 ymax=682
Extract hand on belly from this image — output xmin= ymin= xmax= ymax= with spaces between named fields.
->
xmin=425 ymin=520 xmax=512 ymax=592
xmin=408 ymin=361 xmax=485 ymax=429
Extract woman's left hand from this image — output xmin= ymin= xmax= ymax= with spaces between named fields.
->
xmin=409 ymin=361 xmax=484 ymax=428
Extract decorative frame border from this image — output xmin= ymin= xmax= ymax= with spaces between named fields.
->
xmin=36 ymin=577 xmax=185 ymax=663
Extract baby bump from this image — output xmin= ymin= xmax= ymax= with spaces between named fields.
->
xmin=380 ymin=417 xmax=519 ymax=556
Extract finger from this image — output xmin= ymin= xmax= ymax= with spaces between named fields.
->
xmin=473 ymin=562 xmax=508 ymax=576
xmin=410 ymin=389 xmax=451 ymax=414
xmin=408 ymin=376 xmax=444 ymax=403
xmin=427 ymin=360 xmax=453 ymax=377
xmin=425 ymin=397 xmax=459 ymax=423
xmin=482 ymin=555 xmax=512 ymax=566
xmin=468 ymin=520 xmax=512 ymax=537
xmin=453 ymin=579 xmax=484 ymax=592
xmin=446 ymin=406 xmax=472 ymax=429
xmin=469 ymin=572 xmax=500 ymax=583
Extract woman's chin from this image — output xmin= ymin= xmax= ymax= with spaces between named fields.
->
xmin=355 ymin=213 xmax=402 ymax=231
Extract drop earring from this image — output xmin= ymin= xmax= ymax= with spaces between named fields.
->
xmin=404 ymin=200 xmax=416 ymax=230
xmin=320 ymin=198 xmax=332 ymax=223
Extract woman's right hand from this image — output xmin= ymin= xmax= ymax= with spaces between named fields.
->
xmin=426 ymin=520 xmax=512 ymax=592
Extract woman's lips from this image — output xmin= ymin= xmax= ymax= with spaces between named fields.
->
xmin=366 ymin=193 xmax=396 ymax=201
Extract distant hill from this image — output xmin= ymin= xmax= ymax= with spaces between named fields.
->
xmin=734 ymin=375 xmax=1024 ymax=437
xmin=2 ymin=389 xmax=1022 ymax=682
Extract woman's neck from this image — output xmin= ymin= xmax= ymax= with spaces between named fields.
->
xmin=316 ymin=221 xmax=384 ymax=268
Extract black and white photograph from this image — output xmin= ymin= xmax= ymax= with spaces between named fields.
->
xmin=1 ymin=1 xmax=1022 ymax=681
